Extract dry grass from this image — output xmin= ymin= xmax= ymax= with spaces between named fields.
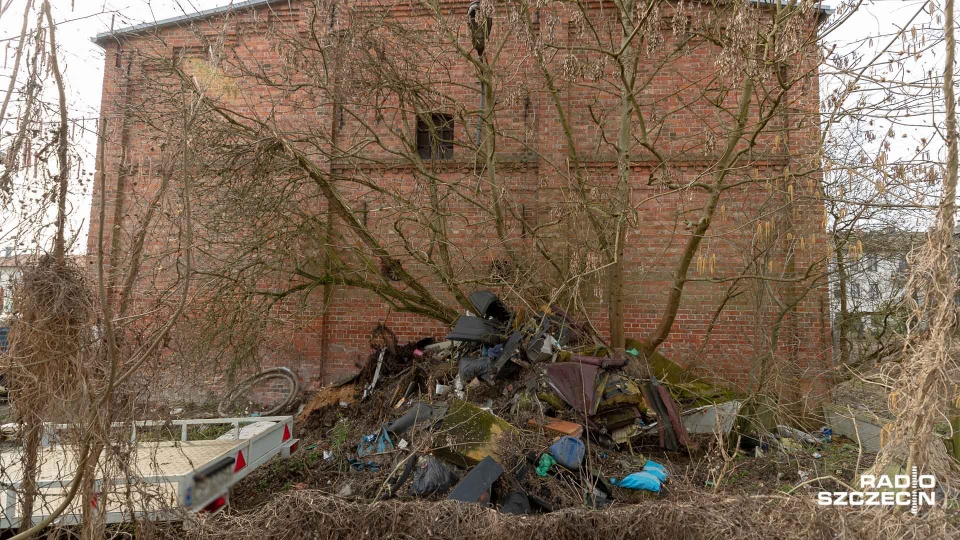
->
xmin=169 ymin=489 xmax=958 ymax=540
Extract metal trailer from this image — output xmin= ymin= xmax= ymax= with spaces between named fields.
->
xmin=0 ymin=416 xmax=299 ymax=529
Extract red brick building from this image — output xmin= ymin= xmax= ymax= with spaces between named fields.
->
xmin=90 ymin=0 xmax=833 ymax=405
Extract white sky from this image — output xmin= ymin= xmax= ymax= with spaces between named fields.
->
xmin=0 ymin=0 xmax=945 ymax=253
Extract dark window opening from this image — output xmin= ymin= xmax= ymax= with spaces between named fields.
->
xmin=416 ymin=113 xmax=454 ymax=160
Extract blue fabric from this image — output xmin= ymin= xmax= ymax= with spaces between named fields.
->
xmin=357 ymin=427 xmax=394 ymax=457
xmin=548 ymin=436 xmax=585 ymax=470
xmin=642 ymin=460 xmax=669 ymax=482
xmin=610 ymin=471 xmax=661 ymax=492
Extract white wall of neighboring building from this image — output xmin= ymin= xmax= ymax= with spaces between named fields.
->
xmin=828 ymin=230 xmax=920 ymax=354
xmin=834 ymin=253 xmax=908 ymax=331
xmin=0 ymin=247 xmax=19 ymax=317
xmin=0 ymin=262 xmax=15 ymax=317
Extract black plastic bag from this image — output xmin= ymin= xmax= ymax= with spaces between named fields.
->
xmin=410 ymin=456 xmax=458 ymax=496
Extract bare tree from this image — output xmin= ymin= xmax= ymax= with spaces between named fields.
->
xmin=93 ymin=0 xmax=846 ymax=421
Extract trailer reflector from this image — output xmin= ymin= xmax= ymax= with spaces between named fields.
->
xmin=201 ymin=496 xmax=228 ymax=514
xmin=282 ymin=424 xmax=291 ymax=442
xmin=234 ymin=450 xmax=246 ymax=472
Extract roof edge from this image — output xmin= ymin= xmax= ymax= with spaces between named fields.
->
xmin=92 ymin=0 xmax=833 ymax=47
xmin=92 ymin=0 xmax=289 ymax=46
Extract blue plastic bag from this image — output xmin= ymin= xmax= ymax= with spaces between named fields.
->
xmin=548 ymin=436 xmax=585 ymax=470
xmin=610 ymin=471 xmax=661 ymax=492
xmin=642 ymin=460 xmax=669 ymax=482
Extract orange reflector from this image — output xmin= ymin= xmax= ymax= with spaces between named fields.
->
xmin=282 ymin=424 xmax=291 ymax=442
xmin=234 ymin=450 xmax=246 ymax=472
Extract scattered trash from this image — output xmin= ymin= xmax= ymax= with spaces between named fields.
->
xmin=528 ymin=417 xmax=584 ymax=438
xmin=586 ymin=487 xmax=613 ymax=508
xmin=812 ymin=452 xmax=822 ymax=459
xmin=680 ymin=400 xmax=742 ymax=435
xmin=357 ymin=428 xmax=394 ymax=457
xmin=384 ymin=453 xmax=419 ymax=498
xmin=641 ymin=376 xmax=691 ymax=450
xmin=468 ymin=290 xmax=511 ymax=324
xmin=778 ymin=438 xmax=802 ymax=453
xmin=447 ymin=316 xmax=504 ymax=345
xmin=448 ymin=456 xmax=503 ymax=505
xmin=548 ymin=436 xmax=585 ymax=470
xmin=347 ymin=459 xmax=380 ymax=472
xmin=492 ymin=330 xmax=524 ymax=377
xmin=611 ymin=422 xmax=645 ymax=445
xmin=610 ymin=471 xmax=661 ymax=493
xmin=642 ymin=460 xmax=669 ymax=482
xmin=739 ymin=435 xmax=768 ymax=454
xmin=535 ymin=454 xmax=556 ymax=477
xmin=777 ymin=425 xmax=821 ymax=446
xmin=499 ymin=491 xmax=531 ymax=515
xmin=294 ymin=290 xmax=769 ymax=518
xmin=818 ymin=426 xmax=833 ymax=443
xmin=384 ymin=402 xmax=446 ymax=435
xmin=410 ymin=456 xmax=458 ymax=496
xmin=546 ymin=362 xmax=602 ymax=414
xmin=527 ymin=331 xmax=561 ymax=363
xmin=459 ymin=356 xmax=495 ymax=385
xmin=362 ymin=349 xmax=387 ymax=400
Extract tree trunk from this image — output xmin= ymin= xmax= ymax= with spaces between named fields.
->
xmin=833 ymin=234 xmax=852 ymax=367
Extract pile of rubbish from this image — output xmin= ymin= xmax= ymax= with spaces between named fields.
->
xmin=297 ymin=290 xmax=750 ymax=512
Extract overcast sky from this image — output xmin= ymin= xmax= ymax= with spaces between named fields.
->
xmin=0 ymin=0 xmax=943 ymax=253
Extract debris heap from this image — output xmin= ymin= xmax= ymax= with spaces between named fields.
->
xmin=297 ymin=290 xmax=753 ymax=513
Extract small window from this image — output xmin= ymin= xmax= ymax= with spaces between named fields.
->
xmin=850 ymin=283 xmax=860 ymax=300
xmin=869 ymin=283 xmax=880 ymax=299
xmin=416 ymin=113 xmax=454 ymax=160
xmin=867 ymin=255 xmax=878 ymax=272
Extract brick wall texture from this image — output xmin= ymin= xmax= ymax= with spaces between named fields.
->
xmin=88 ymin=0 xmax=833 ymax=407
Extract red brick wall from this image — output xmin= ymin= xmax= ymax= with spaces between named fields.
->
xmin=88 ymin=0 xmax=832 ymax=405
